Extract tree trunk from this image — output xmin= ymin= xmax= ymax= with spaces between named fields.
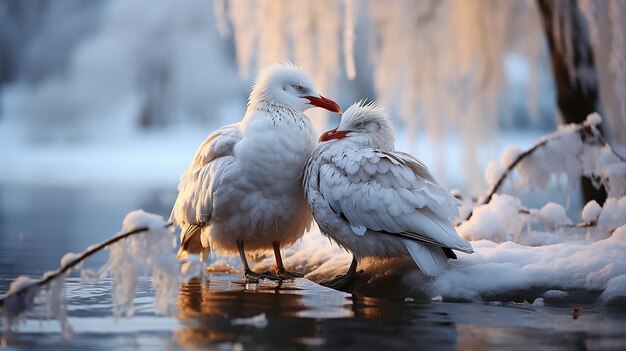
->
xmin=536 ymin=0 xmax=607 ymax=205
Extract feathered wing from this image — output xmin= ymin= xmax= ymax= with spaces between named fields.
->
xmin=170 ymin=123 xmax=241 ymax=259
xmin=316 ymin=147 xmax=473 ymax=257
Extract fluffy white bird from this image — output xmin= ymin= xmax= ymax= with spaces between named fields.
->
xmin=171 ymin=63 xmax=341 ymax=280
xmin=304 ymin=102 xmax=473 ymax=288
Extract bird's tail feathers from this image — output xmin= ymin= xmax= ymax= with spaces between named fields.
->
xmin=402 ymin=239 xmax=447 ymax=278
xmin=177 ymin=224 xmax=207 ymax=261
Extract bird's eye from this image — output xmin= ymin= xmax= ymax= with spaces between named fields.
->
xmin=294 ymin=84 xmax=305 ymax=93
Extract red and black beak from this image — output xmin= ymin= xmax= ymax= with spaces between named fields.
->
xmin=305 ymin=95 xmax=342 ymax=113
xmin=319 ymin=127 xmax=351 ymax=142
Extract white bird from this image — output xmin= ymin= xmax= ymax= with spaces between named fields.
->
xmin=303 ymin=101 xmax=473 ymax=288
xmin=171 ymin=63 xmax=342 ymax=280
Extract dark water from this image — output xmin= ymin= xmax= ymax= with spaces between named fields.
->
xmin=1 ymin=186 xmax=625 ymax=350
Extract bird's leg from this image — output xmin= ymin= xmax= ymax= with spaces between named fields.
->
xmin=273 ymin=241 xmax=305 ymax=279
xmin=320 ymin=256 xmax=359 ymax=290
xmin=237 ymin=239 xmax=281 ymax=282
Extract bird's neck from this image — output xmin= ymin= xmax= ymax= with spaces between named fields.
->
xmin=247 ymin=98 xmax=302 ymax=120
xmin=346 ymin=137 xmax=396 ymax=152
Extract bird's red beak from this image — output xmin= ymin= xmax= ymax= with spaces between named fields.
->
xmin=305 ymin=95 xmax=342 ymax=113
xmin=319 ymin=127 xmax=351 ymax=142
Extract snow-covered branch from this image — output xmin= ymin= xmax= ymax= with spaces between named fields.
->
xmin=0 ymin=210 xmax=201 ymax=340
xmin=0 ymin=222 xmax=173 ymax=310
xmin=465 ymin=113 xmax=626 ymax=221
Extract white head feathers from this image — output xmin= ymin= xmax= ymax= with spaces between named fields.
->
xmin=247 ymin=62 xmax=320 ymax=113
xmin=333 ymin=101 xmax=395 ymax=151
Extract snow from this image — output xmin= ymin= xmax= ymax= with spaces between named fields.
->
xmin=246 ymin=222 xmax=626 ymax=305
xmin=458 ymin=195 xmax=525 ymax=243
xmin=539 ymin=202 xmax=573 ymax=229
xmin=2 ymin=276 xmax=40 ymax=331
xmin=543 ymin=290 xmax=569 ymax=300
xmin=600 ymin=272 xmax=626 ymax=305
xmin=584 ymin=112 xmax=603 ymax=126
xmin=598 ymin=197 xmax=626 ymax=229
xmin=60 ymin=252 xmax=82 ymax=270
xmin=44 ymin=278 xmax=73 ymax=340
xmin=109 ymin=210 xmax=178 ymax=317
xmin=582 ymin=200 xmax=602 ymax=222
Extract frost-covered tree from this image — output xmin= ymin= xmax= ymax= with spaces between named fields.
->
xmin=218 ymin=0 xmax=626 ymax=197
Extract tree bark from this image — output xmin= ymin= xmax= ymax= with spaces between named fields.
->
xmin=536 ymin=0 xmax=607 ymax=205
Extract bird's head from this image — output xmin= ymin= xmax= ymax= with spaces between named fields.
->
xmin=248 ymin=62 xmax=342 ymax=114
xmin=319 ymin=101 xmax=395 ymax=151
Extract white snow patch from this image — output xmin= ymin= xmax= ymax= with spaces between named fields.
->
xmin=600 ymin=274 xmax=626 ymax=305
xmin=458 ymin=194 xmax=525 ymax=242
xmin=539 ymin=202 xmax=573 ymax=229
xmin=582 ymin=200 xmax=602 ymax=222
xmin=60 ymin=252 xmax=82 ymax=270
xmin=584 ymin=113 xmax=602 ymax=126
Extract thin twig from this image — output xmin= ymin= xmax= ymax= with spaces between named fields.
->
xmin=0 ymin=222 xmax=174 ymax=308
xmin=559 ymin=220 xmax=598 ymax=228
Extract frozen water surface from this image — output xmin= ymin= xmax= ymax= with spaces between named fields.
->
xmin=1 ymin=186 xmax=626 ymax=351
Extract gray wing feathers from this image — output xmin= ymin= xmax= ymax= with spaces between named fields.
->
xmin=315 ymin=146 xmax=472 ymax=253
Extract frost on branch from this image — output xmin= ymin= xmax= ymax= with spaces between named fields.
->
xmin=106 ymin=210 xmax=179 ymax=317
xmin=478 ymin=114 xmax=625 ymax=211
xmin=464 ymin=114 xmax=626 ymax=245
xmin=0 ymin=210 xmax=194 ymax=340
xmin=1 ymin=277 xmax=40 ymax=334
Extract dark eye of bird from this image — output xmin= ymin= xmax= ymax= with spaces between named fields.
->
xmin=295 ymin=84 xmax=305 ymax=93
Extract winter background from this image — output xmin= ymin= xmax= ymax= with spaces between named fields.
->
xmin=1 ymin=0 xmax=626 ymax=350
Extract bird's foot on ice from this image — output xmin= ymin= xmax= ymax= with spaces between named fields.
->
xmin=320 ymin=269 xmax=363 ymax=291
xmin=277 ymin=268 xmax=305 ymax=280
xmin=244 ymin=269 xmax=282 ymax=283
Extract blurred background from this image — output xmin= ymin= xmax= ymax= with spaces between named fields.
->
xmin=0 ymin=0 xmax=624 ymax=203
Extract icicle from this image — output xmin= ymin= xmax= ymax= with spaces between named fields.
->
xmin=213 ymin=0 xmax=230 ymax=38
xmin=343 ymin=0 xmax=357 ymax=80
xmin=609 ymin=0 xmax=626 ymax=137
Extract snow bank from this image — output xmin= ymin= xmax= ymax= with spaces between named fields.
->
xmin=256 ymin=221 xmax=626 ymax=305
xmin=424 ymin=225 xmax=626 ymax=302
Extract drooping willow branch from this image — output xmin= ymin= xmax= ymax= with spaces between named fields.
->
xmin=0 ymin=222 xmax=174 ymax=308
xmin=464 ymin=121 xmax=625 ymax=221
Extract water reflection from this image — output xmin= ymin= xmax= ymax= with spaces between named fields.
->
xmin=175 ymin=274 xmax=458 ymax=350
